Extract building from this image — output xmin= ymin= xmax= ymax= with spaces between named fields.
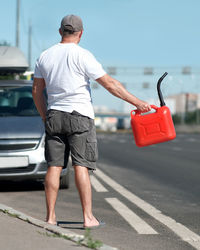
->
xmin=167 ymin=93 xmax=200 ymax=114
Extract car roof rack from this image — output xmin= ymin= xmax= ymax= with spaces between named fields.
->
xmin=0 ymin=46 xmax=29 ymax=75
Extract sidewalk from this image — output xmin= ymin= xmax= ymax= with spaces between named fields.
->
xmin=0 ymin=204 xmax=118 ymax=250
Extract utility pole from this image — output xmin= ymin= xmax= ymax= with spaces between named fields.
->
xmin=28 ymin=20 xmax=32 ymax=70
xmin=16 ymin=0 xmax=20 ymax=47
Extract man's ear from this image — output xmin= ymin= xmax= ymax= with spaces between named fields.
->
xmin=79 ymin=30 xmax=83 ymax=39
xmin=59 ymin=28 xmax=62 ymax=36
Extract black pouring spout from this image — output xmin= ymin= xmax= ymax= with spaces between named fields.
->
xmin=157 ymin=72 xmax=168 ymax=107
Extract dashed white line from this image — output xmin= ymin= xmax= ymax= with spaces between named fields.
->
xmin=95 ymin=167 xmax=200 ymax=250
xmin=118 ymin=139 xmax=126 ymax=143
xmin=105 ymin=197 xmax=158 ymax=235
xmin=187 ymin=138 xmax=197 ymax=142
xmin=172 ymin=146 xmax=182 ymax=151
xmin=90 ymin=175 xmax=108 ymax=192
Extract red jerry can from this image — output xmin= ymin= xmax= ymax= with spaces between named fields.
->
xmin=131 ymin=72 xmax=176 ymax=147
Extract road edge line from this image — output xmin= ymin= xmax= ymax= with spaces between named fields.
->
xmin=96 ymin=167 xmax=200 ymax=250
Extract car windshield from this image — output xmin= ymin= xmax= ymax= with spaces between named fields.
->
xmin=0 ymin=85 xmax=39 ymax=117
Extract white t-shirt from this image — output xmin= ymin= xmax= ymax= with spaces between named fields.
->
xmin=34 ymin=43 xmax=106 ymax=119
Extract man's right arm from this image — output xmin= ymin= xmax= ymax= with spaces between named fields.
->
xmin=32 ymin=78 xmax=47 ymax=121
xmin=96 ymin=74 xmax=151 ymax=112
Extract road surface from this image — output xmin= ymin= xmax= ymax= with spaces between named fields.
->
xmin=0 ymin=133 xmax=199 ymax=250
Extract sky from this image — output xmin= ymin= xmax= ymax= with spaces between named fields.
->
xmin=1 ymin=0 xmax=200 ymax=111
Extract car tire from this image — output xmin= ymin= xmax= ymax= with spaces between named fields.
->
xmin=60 ymin=169 xmax=70 ymax=189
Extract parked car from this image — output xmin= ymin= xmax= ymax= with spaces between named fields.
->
xmin=0 ymin=80 xmax=70 ymax=188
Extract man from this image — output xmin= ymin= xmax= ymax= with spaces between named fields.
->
xmin=32 ymin=14 xmax=151 ymax=229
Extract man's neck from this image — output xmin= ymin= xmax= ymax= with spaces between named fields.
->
xmin=60 ymin=37 xmax=79 ymax=44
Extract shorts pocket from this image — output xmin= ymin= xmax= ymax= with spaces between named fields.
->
xmin=70 ymin=115 xmax=90 ymax=134
xmin=45 ymin=110 xmax=62 ymax=135
xmin=85 ymin=138 xmax=98 ymax=162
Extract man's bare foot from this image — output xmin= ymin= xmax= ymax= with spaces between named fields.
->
xmin=83 ymin=216 xmax=100 ymax=228
xmin=46 ymin=220 xmax=57 ymax=225
xmin=46 ymin=215 xmax=57 ymax=225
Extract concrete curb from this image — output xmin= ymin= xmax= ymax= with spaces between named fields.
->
xmin=0 ymin=203 xmax=118 ymax=250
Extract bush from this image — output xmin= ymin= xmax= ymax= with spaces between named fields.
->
xmin=172 ymin=110 xmax=200 ymax=125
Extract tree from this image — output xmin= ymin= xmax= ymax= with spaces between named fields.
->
xmin=0 ymin=40 xmax=11 ymax=46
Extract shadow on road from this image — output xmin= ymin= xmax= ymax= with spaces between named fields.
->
xmin=0 ymin=180 xmax=44 ymax=192
xmin=57 ymin=221 xmax=84 ymax=230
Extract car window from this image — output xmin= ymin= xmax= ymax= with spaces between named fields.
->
xmin=0 ymin=86 xmax=39 ymax=116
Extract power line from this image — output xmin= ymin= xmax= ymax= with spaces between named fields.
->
xmin=104 ymin=66 xmax=200 ymax=76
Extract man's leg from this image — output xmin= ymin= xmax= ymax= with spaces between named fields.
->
xmin=45 ymin=166 xmax=63 ymax=224
xmin=74 ymin=165 xmax=99 ymax=228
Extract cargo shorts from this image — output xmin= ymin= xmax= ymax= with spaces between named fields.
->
xmin=44 ymin=109 xmax=98 ymax=170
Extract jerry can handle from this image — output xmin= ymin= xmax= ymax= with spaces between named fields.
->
xmin=157 ymin=72 xmax=168 ymax=107
xmin=131 ymin=105 xmax=158 ymax=117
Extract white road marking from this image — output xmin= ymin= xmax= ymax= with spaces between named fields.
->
xmin=96 ymin=168 xmax=200 ymax=250
xmin=90 ymin=175 xmax=108 ymax=192
xmin=172 ymin=146 xmax=182 ymax=151
xmin=187 ymin=138 xmax=196 ymax=142
xmin=118 ymin=139 xmax=126 ymax=143
xmin=105 ymin=197 xmax=158 ymax=235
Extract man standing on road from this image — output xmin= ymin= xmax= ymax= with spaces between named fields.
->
xmin=32 ymin=14 xmax=151 ymax=229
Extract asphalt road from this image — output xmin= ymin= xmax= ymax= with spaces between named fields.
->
xmin=0 ymin=132 xmax=199 ymax=250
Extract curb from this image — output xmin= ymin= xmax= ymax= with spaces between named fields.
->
xmin=0 ymin=203 xmax=118 ymax=250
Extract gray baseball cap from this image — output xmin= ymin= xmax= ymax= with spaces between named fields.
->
xmin=60 ymin=15 xmax=83 ymax=33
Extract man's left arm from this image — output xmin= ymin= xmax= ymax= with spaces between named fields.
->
xmin=96 ymin=74 xmax=151 ymax=113
xmin=32 ymin=78 xmax=47 ymax=121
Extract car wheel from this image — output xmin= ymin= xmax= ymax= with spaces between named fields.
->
xmin=60 ymin=169 xmax=70 ymax=189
